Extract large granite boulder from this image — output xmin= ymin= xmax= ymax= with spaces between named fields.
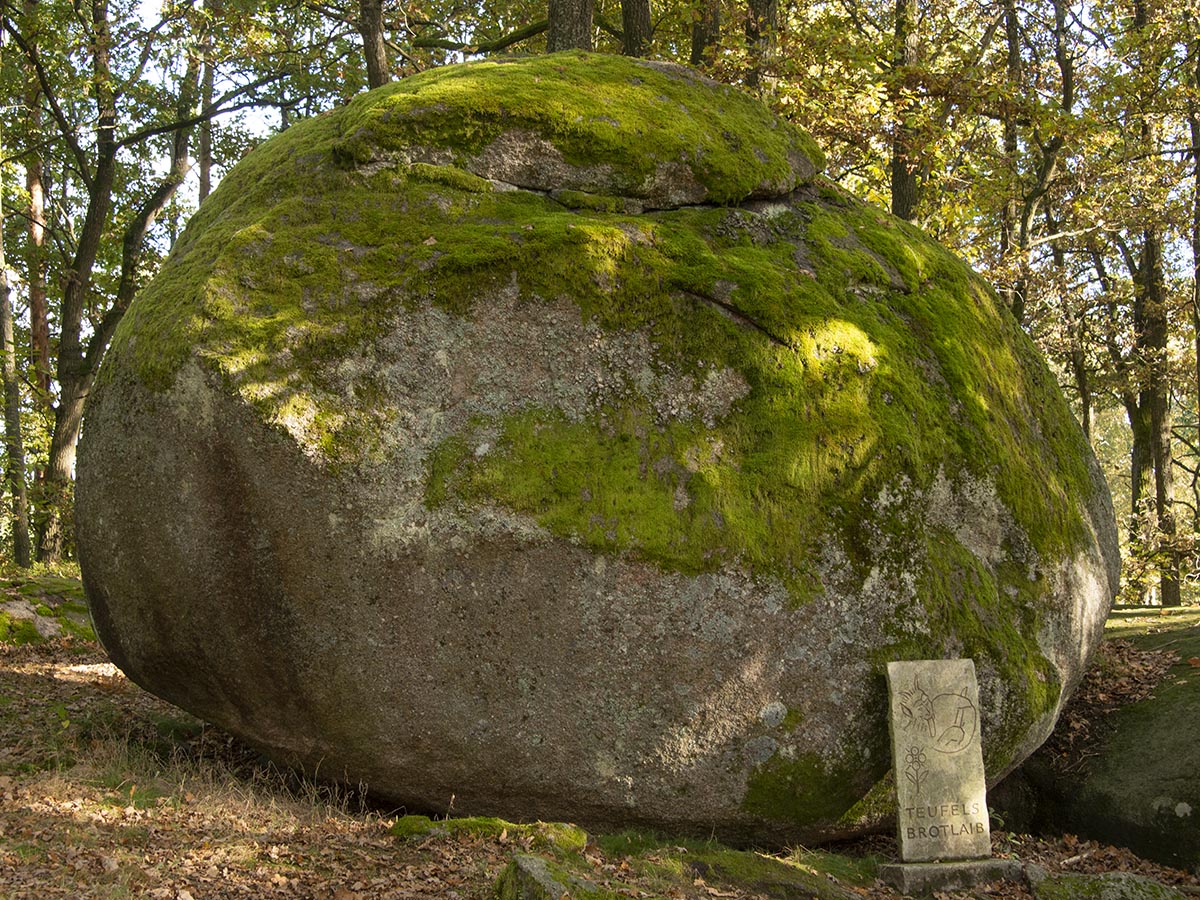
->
xmin=77 ymin=51 xmax=1120 ymax=844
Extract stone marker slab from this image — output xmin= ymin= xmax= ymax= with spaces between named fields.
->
xmin=887 ymin=659 xmax=991 ymax=862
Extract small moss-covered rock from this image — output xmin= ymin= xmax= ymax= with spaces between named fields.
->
xmin=0 ymin=612 xmax=44 ymax=645
xmin=1032 ymin=872 xmax=1189 ymax=900
xmin=0 ymin=569 xmax=94 ymax=644
xmin=77 ymin=52 xmax=1118 ymax=845
xmin=498 ymin=834 xmax=872 ymax=900
xmin=498 ymin=855 xmax=616 ymax=900
xmin=1004 ymin=619 xmax=1200 ymax=872
xmin=391 ymin=814 xmax=588 ymax=853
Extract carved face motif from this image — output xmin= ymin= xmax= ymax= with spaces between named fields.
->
xmin=899 ymin=678 xmax=935 ymax=738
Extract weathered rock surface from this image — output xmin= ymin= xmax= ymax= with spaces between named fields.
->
xmin=77 ymin=51 xmax=1119 ymax=844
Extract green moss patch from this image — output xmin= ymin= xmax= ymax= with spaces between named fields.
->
xmin=418 ymin=194 xmax=1090 ymax=604
xmin=873 ymin=531 xmax=1062 ymax=773
xmin=0 ymin=613 xmax=42 ymax=645
xmin=742 ymin=751 xmax=877 ymax=826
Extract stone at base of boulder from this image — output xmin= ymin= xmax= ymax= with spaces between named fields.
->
xmin=877 ymin=859 xmax=1026 ymax=895
xmin=497 ymin=854 xmax=603 ymax=900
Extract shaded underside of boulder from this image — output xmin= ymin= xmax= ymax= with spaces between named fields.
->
xmin=77 ymin=52 xmax=1119 ymax=845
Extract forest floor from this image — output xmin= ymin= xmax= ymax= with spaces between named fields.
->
xmin=0 ymin=570 xmax=1198 ymax=900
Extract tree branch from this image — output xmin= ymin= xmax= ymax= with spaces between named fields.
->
xmin=411 ymin=18 xmax=547 ymax=52
xmin=1028 ymin=224 xmax=1107 ymax=248
xmin=117 ymin=71 xmax=286 ymax=149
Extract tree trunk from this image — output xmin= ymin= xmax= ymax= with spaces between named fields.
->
xmin=0 ymin=300 xmax=31 ymax=569
xmin=1129 ymin=397 xmax=1153 ymax=529
xmin=358 ymin=0 xmax=389 ymax=89
xmin=889 ymin=0 xmax=919 ymax=221
xmin=37 ymin=0 xmax=198 ymax=561
xmin=1190 ymin=42 xmax=1200 ymax=529
xmin=38 ymin=0 xmax=119 ymax=561
xmin=1071 ymin=350 xmax=1092 ymax=445
xmin=198 ymin=0 xmax=219 ymax=202
xmin=1064 ymin=301 xmax=1092 ymax=444
xmin=23 ymin=0 xmax=51 ymax=404
xmin=744 ymin=0 xmax=777 ymax=90
xmin=199 ymin=65 xmax=214 ymax=201
xmin=998 ymin=0 xmax=1022 ymax=320
xmin=38 ymin=400 xmax=81 ymax=562
xmin=690 ymin=0 xmax=720 ymax=66
xmin=0 ymin=123 xmax=32 ymax=568
xmin=1143 ymin=227 xmax=1180 ymax=607
xmin=25 ymin=155 xmax=51 ymax=404
xmin=621 ymin=0 xmax=651 ymax=55
xmin=1096 ymin=242 xmax=1149 ymax=599
xmin=1050 ymin=221 xmax=1091 ymax=442
xmin=547 ymin=0 xmax=593 ymax=50
xmin=1127 ymin=394 xmax=1153 ymax=603
xmin=1130 ymin=0 xmax=1178 ymax=607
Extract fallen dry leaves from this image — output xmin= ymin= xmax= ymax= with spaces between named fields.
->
xmin=0 ymin=640 xmax=516 ymax=899
xmin=1038 ymin=638 xmax=1179 ymax=775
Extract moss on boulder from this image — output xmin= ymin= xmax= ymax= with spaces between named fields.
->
xmin=77 ymin=52 xmax=1118 ymax=845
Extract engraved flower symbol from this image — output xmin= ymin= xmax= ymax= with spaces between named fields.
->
xmin=903 ymin=745 xmax=928 ymax=790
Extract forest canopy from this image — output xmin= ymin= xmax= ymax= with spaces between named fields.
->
xmin=0 ymin=0 xmax=1197 ymax=606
